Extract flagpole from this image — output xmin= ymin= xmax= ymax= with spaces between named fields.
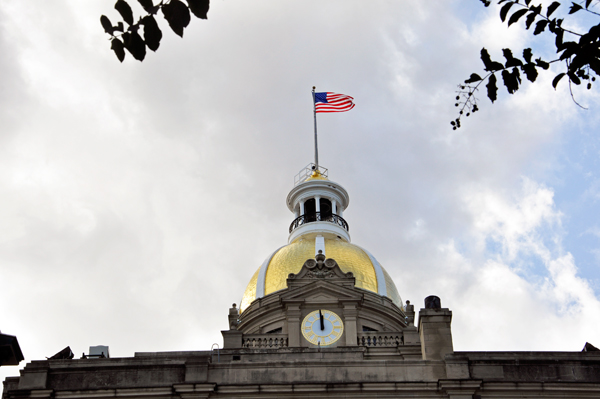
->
xmin=312 ymin=86 xmax=319 ymax=171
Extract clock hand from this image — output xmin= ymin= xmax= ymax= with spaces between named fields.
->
xmin=319 ymin=309 xmax=324 ymax=331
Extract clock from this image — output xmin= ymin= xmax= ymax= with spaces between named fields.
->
xmin=301 ymin=309 xmax=344 ymax=346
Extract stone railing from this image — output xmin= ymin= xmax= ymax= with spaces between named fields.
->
xmin=242 ymin=334 xmax=288 ymax=349
xmin=357 ymin=332 xmax=404 ymax=347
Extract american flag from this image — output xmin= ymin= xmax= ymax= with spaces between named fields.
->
xmin=314 ymin=92 xmax=355 ymax=113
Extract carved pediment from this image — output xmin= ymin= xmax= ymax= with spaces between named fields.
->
xmin=280 ymin=280 xmax=364 ymax=304
xmin=308 ymin=293 xmax=337 ymax=301
xmin=288 ymin=250 xmax=354 ymax=280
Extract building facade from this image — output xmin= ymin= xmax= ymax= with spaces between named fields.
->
xmin=3 ymin=165 xmax=600 ymax=399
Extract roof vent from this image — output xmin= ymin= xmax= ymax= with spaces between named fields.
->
xmin=85 ymin=345 xmax=110 ymax=359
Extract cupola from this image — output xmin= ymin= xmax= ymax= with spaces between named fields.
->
xmin=239 ymin=164 xmax=403 ymax=313
xmin=287 ymin=165 xmax=350 ymax=243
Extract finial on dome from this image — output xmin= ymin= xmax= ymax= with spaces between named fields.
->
xmin=315 ymin=249 xmax=325 ymax=262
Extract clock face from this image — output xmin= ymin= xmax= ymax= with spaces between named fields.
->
xmin=301 ymin=309 xmax=344 ymax=346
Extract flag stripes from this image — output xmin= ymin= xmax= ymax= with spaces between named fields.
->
xmin=314 ymin=92 xmax=355 ymax=113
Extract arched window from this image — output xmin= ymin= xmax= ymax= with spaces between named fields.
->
xmin=304 ymin=198 xmax=316 ymax=222
xmin=320 ymin=198 xmax=332 ymax=220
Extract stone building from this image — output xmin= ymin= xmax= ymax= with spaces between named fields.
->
xmin=3 ymin=165 xmax=600 ymax=399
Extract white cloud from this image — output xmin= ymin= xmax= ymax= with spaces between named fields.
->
xmin=447 ymin=178 xmax=599 ymax=350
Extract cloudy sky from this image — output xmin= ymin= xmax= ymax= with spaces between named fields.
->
xmin=2 ymin=0 xmax=600 ymax=380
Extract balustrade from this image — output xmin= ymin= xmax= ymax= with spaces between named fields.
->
xmin=357 ymin=332 xmax=404 ymax=347
xmin=289 ymin=212 xmax=349 ymax=234
xmin=242 ymin=334 xmax=288 ymax=349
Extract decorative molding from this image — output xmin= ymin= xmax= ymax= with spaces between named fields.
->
xmin=288 ymin=251 xmax=354 ymax=281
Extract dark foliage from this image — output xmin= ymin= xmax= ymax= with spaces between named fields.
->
xmin=101 ymin=0 xmax=210 ymax=62
xmin=453 ymin=0 xmax=600 ymax=130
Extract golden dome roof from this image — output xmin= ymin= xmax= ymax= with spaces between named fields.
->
xmin=240 ymin=237 xmax=402 ymax=312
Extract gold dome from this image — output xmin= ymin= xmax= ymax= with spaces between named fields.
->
xmin=240 ymin=237 xmax=402 ymax=312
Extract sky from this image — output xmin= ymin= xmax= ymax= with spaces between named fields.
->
xmin=2 ymin=0 xmax=600 ymax=382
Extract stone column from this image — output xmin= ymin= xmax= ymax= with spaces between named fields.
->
xmin=299 ymin=200 xmax=305 ymax=216
xmin=342 ymin=303 xmax=358 ymax=346
xmin=287 ymin=304 xmax=302 ymax=347
xmin=315 ymin=196 xmax=321 ymax=213
xmin=332 ymin=199 xmax=337 ymax=214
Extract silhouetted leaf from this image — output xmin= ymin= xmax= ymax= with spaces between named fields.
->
xmin=115 ymin=0 xmax=134 ymax=25
xmin=162 ymin=0 xmax=190 ymax=37
xmin=100 ymin=15 xmax=113 ymax=34
xmin=586 ymin=0 xmax=593 ymax=8
xmin=547 ymin=1 xmax=560 ymax=17
xmin=552 ymin=72 xmax=566 ymax=88
xmin=480 ymin=0 xmax=491 ymax=6
xmin=569 ymin=3 xmax=583 ymax=14
xmin=503 ymin=48 xmax=523 ymax=67
xmin=522 ymin=63 xmax=538 ymax=82
xmin=512 ymin=67 xmax=521 ymax=83
xmin=142 ymin=15 xmax=162 ymax=51
xmin=590 ymin=24 xmax=600 ymax=40
xmin=465 ymin=73 xmax=483 ymax=83
xmin=525 ymin=11 xmax=537 ymax=29
xmin=111 ymin=38 xmax=125 ymax=62
xmin=534 ymin=19 xmax=548 ymax=35
xmin=580 ymin=24 xmax=600 ymax=47
xmin=188 ymin=0 xmax=210 ymax=19
xmin=559 ymin=41 xmax=578 ymax=60
xmin=114 ymin=22 xmax=124 ymax=32
xmin=523 ymin=48 xmax=533 ymax=63
xmin=555 ymin=29 xmax=565 ymax=50
xmin=568 ymin=70 xmax=581 ymax=85
xmin=502 ymin=67 xmax=521 ymax=94
xmin=481 ymin=48 xmax=505 ymax=71
xmin=487 ymin=73 xmax=498 ymax=102
xmin=123 ymin=31 xmax=146 ymax=61
xmin=500 ymin=1 xmax=515 ymax=22
xmin=508 ymin=8 xmax=528 ymax=27
xmin=590 ymin=59 xmax=600 ymax=76
xmin=138 ymin=0 xmax=154 ymax=12
xmin=535 ymin=58 xmax=550 ymax=69
xmin=570 ymin=54 xmax=588 ymax=72
xmin=530 ymin=4 xmax=542 ymax=14
xmin=525 ymin=0 xmax=532 ymax=5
